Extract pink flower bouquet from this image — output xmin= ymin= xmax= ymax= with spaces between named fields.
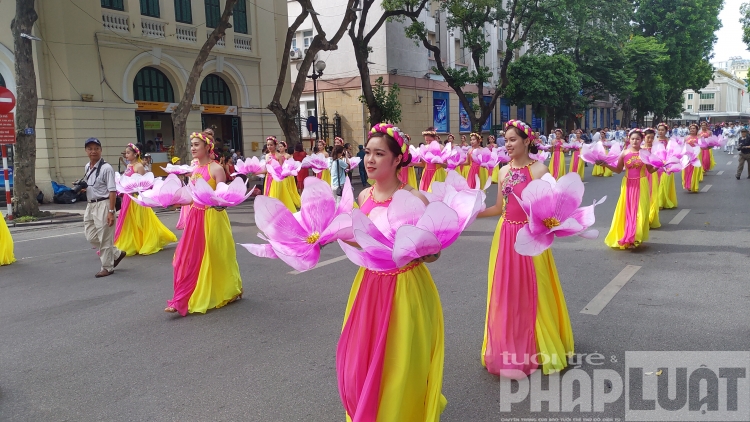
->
xmin=190 ymin=177 xmax=254 ymax=208
xmin=128 ymin=174 xmax=192 ymax=208
xmin=241 ymin=177 xmax=354 ymax=272
xmin=266 ymin=159 xmax=302 ymax=182
xmin=420 ymin=140 xmax=452 ymax=164
xmin=117 ymin=172 xmax=155 ymax=194
xmin=529 ymin=151 xmax=550 ymax=162
xmin=580 ymin=141 xmax=621 ymax=166
xmin=640 ymin=140 xmax=684 ymax=174
xmin=427 ymin=170 xmax=488 ymax=225
xmin=301 ymin=154 xmax=328 ymax=174
xmin=681 ymin=145 xmax=702 ymax=168
xmin=232 ymin=156 xmax=265 ymax=176
xmin=161 ymin=164 xmax=195 ymax=175
xmin=514 ymin=172 xmax=605 ymax=256
xmin=348 ymin=157 xmax=361 ymax=171
xmin=446 ymin=148 xmax=467 ymax=171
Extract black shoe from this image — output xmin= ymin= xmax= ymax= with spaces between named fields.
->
xmin=114 ymin=251 xmax=126 ymax=268
xmin=737 ymin=176 xmax=741 ymax=180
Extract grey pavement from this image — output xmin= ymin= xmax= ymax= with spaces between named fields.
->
xmin=1 ymin=159 xmax=748 ymax=421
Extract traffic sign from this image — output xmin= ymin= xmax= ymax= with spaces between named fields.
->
xmin=0 ymin=113 xmax=15 ymax=145
xmin=0 ymin=87 xmax=16 ymax=114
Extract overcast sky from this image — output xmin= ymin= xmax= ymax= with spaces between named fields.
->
xmin=713 ymin=0 xmax=748 ymax=61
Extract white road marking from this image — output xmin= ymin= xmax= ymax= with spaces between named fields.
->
xmin=20 ymin=248 xmax=91 ymax=260
xmin=728 ymin=161 xmax=733 ymax=165
xmin=668 ymin=209 xmax=691 ymax=225
xmin=700 ymin=184 xmax=712 ymax=192
xmin=288 ymin=255 xmax=349 ymax=275
xmin=581 ymin=265 xmax=641 ymax=315
xmin=14 ymin=232 xmax=81 ymax=243
xmin=583 ymin=182 xmax=589 ymax=184
xmin=717 ymin=171 xmax=724 ymax=175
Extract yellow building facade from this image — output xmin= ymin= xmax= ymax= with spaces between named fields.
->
xmin=0 ymin=0 xmax=287 ymax=197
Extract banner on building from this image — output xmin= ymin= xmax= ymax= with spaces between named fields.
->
xmin=433 ymin=92 xmax=449 ymax=133
xmin=136 ymin=101 xmax=178 ymax=113
xmin=143 ymin=121 xmax=161 ymax=130
xmin=459 ymin=100 xmax=471 ymax=132
xmin=482 ymin=96 xmax=493 ymax=132
xmin=202 ymin=105 xmax=238 ymax=115
xmin=500 ymin=98 xmax=511 ymax=123
xmin=517 ymin=104 xmax=526 ymax=122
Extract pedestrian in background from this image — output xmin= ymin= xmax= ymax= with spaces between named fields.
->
xmin=736 ymin=127 xmax=750 ymax=180
xmin=356 ymin=144 xmax=368 ymax=187
xmin=293 ymin=143 xmax=308 ymax=192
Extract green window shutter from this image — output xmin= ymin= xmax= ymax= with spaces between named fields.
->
xmin=200 ymin=74 xmax=233 ymax=105
xmin=101 ymin=0 xmax=125 ymax=11
xmin=140 ymin=0 xmax=160 ymax=18
xmin=205 ymin=0 xmax=220 ymax=28
xmin=174 ymin=0 xmax=192 ymax=23
xmin=134 ymin=67 xmax=175 ymax=103
xmin=233 ymin=0 xmax=248 ymax=34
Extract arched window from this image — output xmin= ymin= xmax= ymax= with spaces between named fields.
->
xmin=200 ymin=74 xmax=232 ymax=105
xmin=133 ymin=67 xmax=175 ymax=102
xmin=0 ymin=73 xmax=5 ymax=88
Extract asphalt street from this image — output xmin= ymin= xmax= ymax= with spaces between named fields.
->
xmin=1 ymin=156 xmax=749 ymax=421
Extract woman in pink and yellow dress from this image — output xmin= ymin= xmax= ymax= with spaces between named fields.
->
xmin=0 ymin=212 xmax=14 ymax=266
xmin=114 ymin=143 xmax=177 ymax=256
xmin=338 ymin=124 xmax=446 ymax=421
xmin=417 ymin=127 xmax=447 ymax=192
xmin=548 ymin=129 xmax=567 ymax=179
xmin=477 ymin=120 xmax=574 ymax=378
xmin=278 ymin=140 xmax=302 ymax=209
xmin=165 ymin=131 xmax=242 ymax=316
xmin=591 ymin=129 xmax=613 ymax=177
xmin=600 ymin=129 xmax=656 ymax=249
xmin=682 ymin=124 xmax=702 ymax=192
xmin=698 ymin=121 xmax=716 ymax=180
xmin=568 ymin=129 xmax=585 ymax=180
xmin=398 ymin=134 xmax=419 ymax=189
xmin=642 ymin=129 xmax=661 ymax=229
xmin=262 ymin=137 xmax=298 ymax=212
xmin=466 ymin=132 xmax=489 ymax=189
xmin=656 ymin=123 xmax=678 ymax=209
xmin=459 ymin=135 xmax=470 ymax=178
xmin=315 ymin=139 xmax=333 ymax=185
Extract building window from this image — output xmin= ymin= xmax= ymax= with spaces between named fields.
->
xmin=687 ymin=105 xmax=693 ymax=110
xmin=200 ymin=74 xmax=232 ymax=105
xmin=687 ymin=93 xmax=693 ymax=100
xmin=291 ymin=37 xmax=297 ymax=50
xmin=303 ymin=30 xmax=313 ymax=48
xmin=133 ymin=67 xmax=175 ymax=103
xmin=174 ymin=0 xmax=192 ymax=23
xmin=140 ymin=0 xmax=160 ymax=18
xmin=205 ymin=0 xmax=220 ymax=28
xmin=428 ymin=32 xmax=437 ymax=59
xmin=699 ymin=104 xmax=714 ymax=111
xmin=699 ymin=93 xmax=715 ymax=100
xmin=101 ymin=0 xmax=125 ymax=11
xmin=233 ymin=0 xmax=248 ymax=34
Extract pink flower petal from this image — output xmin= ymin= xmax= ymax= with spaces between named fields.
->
xmin=392 ymin=226 xmax=442 ymax=268
xmin=300 ymin=177 xmax=336 ymax=234
xmin=253 ymin=195 xmax=308 ymax=248
xmin=351 ymin=209 xmax=392 ymax=247
xmin=514 ymin=225 xmax=554 ymax=256
xmin=387 ymin=190 xmax=426 ymax=229
xmin=416 ymin=202 xmax=460 ymax=248
xmin=240 ymin=243 xmax=278 ymax=259
xmin=336 ymin=177 xmax=354 ymax=217
xmin=338 ymin=240 xmax=397 ymax=271
xmin=318 ymin=213 xmax=352 ymax=245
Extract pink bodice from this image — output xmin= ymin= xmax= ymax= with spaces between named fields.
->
xmin=500 ymin=164 xmax=533 ymax=223
xmin=123 ymin=164 xmax=134 ymax=177
xmin=623 ymin=152 xmax=645 ymax=179
xmin=359 ymin=186 xmax=404 ymax=216
xmin=190 ymin=163 xmax=216 ymax=189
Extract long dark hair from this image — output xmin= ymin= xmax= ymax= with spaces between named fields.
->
xmin=332 ymin=145 xmax=345 ymax=160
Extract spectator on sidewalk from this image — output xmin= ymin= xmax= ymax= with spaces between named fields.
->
xmin=736 ymin=128 xmax=750 ymax=179
xmin=356 ymin=144 xmax=369 ymax=187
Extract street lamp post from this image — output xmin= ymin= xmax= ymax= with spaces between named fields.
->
xmin=306 ymin=60 xmax=326 ymax=143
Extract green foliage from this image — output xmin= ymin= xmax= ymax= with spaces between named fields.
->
xmin=742 ymin=3 xmax=750 ymax=50
xmin=359 ymin=77 xmax=402 ymax=124
xmin=14 ymin=216 xmax=38 ymax=223
xmin=505 ymin=54 xmax=582 ymax=122
xmin=616 ymin=36 xmax=669 ymax=124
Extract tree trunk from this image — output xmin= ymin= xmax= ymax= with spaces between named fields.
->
xmin=171 ymin=0 xmax=238 ymax=162
xmin=11 ymin=0 xmax=43 ymax=217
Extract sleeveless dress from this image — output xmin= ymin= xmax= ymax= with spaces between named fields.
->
xmin=167 ymin=164 xmax=243 ymax=316
xmin=0 ymin=213 xmax=14 ymax=266
xmin=699 ymin=131 xmax=716 ymax=180
xmin=604 ymin=152 xmax=651 ymax=249
xmin=398 ymin=166 xmax=419 ymax=189
xmin=483 ymin=163 xmax=574 ymax=378
xmin=682 ymin=136 xmax=702 ymax=192
xmin=569 ymin=148 xmax=584 ymax=181
xmin=592 ymin=146 xmax=613 ymax=177
xmin=338 ymin=189 xmax=446 ymax=421
xmin=114 ymin=164 xmax=177 ymax=256
xmin=264 ymin=154 xmax=298 ymax=212
xmin=548 ymin=142 xmax=567 ymax=179
xmin=419 ymin=163 xmax=447 ymax=192
xmin=643 ymin=148 xmax=661 ymax=229
xmin=466 ymin=148 xmax=489 ymax=189
xmin=657 ymin=139 xmax=678 ymax=209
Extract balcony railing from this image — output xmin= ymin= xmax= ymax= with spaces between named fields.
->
xmin=102 ymin=10 xmax=129 ymax=33
xmin=234 ymin=35 xmax=252 ymax=52
xmin=176 ymin=25 xmax=197 ymax=43
xmin=208 ymin=32 xmax=225 ymax=48
xmin=141 ymin=18 xmax=166 ymax=38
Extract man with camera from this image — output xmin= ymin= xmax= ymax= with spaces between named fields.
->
xmin=79 ymin=138 xmax=126 ymax=278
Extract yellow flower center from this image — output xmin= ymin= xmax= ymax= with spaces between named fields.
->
xmin=306 ymin=232 xmax=321 ymax=244
xmin=543 ymin=217 xmax=561 ymax=229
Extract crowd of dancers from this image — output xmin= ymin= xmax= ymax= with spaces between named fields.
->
xmin=0 ymin=117 xmax=745 ymax=421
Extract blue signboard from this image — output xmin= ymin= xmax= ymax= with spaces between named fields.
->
xmin=432 ymin=92 xmax=449 ymax=133
xmin=585 ymin=109 xmax=590 ymax=130
xmin=531 ymin=108 xmax=543 ymax=131
xmin=606 ymin=108 xmax=611 ymax=127
xmin=500 ymin=98 xmax=511 ymax=124
xmin=517 ymin=104 xmax=526 ymax=122
xmin=600 ymin=109 xmax=605 ymax=128
xmin=482 ymin=96 xmax=493 ymax=132
xmin=459 ymin=100 xmax=471 ymax=132
xmin=593 ymin=108 xmax=598 ymax=128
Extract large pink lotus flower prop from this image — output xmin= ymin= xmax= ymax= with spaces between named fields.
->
xmin=580 ymin=141 xmax=621 ymax=166
xmin=446 ymin=148 xmax=467 ymax=171
xmin=698 ymin=135 xmax=725 ymax=148
xmin=338 ymin=190 xmax=465 ymax=271
xmin=266 ymin=159 xmax=302 ymax=182
xmin=423 ymin=170 xmax=487 ymax=229
xmin=233 ymin=156 xmax=265 ymax=176
xmin=420 ymin=141 xmax=452 ymax=164
xmin=409 ymin=145 xmax=422 ymax=164
xmin=681 ymin=145 xmax=702 ymax=168
xmin=529 ymin=151 xmax=550 ymax=162
xmin=189 ymin=177 xmax=253 ymax=207
xmin=471 ymin=148 xmax=499 ymax=169
xmin=128 ymin=174 xmax=192 ymax=208
xmin=670 ymin=136 xmax=685 ymax=146
xmin=161 ymin=164 xmax=195 ymax=175
xmin=537 ymin=144 xmax=551 ymax=151
xmin=514 ymin=173 xmax=605 ymax=256
xmin=117 ymin=172 xmax=155 ymax=194
xmin=241 ymin=177 xmax=354 ymax=272
xmin=565 ymin=141 xmax=583 ymax=151
xmin=495 ymin=147 xmax=511 ymax=164
xmin=640 ymin=140 xmax=685 ymax=174
xmin=348 ymin=157 xmax=361 ymax=171
xmin=301 ymin=153 xmax=328 ymax=174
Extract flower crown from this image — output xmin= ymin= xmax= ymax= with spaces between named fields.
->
xmin=656 ymin=123 xmax=669 ymax=131
xmin=643 ymin=127 xmax=656 ymax=134
xmin=469 ymin=132 xmax=482 ymax=141
xmin=334 ymin=136 xmax=344 ymax=144
xmin=421 ymin=129 xmax=437 ymax=136
xmin=628 ymin=128 xmax=644 ymax=137
xmin=191 ymin=132 xmax=214 ymax=152
xmin=127 ymin=142 xmax=141 ymax=157
xmin=266 ymin=136 xmax=277 ymax=143
xmin=505 ymin=120 xmax=538 ymax=144
xmin=689 ymin=123 xmax=699 ymax=130
xmin=370 ymin=123 xmax=410 ymax=164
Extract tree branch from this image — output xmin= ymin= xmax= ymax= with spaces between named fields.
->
xmin=271 ymin=7 xmax=308 ymax=105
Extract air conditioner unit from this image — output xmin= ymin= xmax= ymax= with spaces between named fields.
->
xmin=290 ymin=48 xmax=302 ymax=60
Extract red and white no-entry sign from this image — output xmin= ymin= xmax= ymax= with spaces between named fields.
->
xmin=0 ymin=87 xmax=15 ymax=114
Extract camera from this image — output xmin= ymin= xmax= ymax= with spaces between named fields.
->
xmin=72 ymin=179 xmax=88 ymax=193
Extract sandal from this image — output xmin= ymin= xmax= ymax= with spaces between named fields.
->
xmin=164 ymin=307 xmax=177 ymax=313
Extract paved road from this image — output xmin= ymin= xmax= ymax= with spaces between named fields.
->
xmin=1 ymin=158 xmax=748 ymax=421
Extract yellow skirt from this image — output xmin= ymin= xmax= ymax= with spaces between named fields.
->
xmin=342 ymin=265 xmax=446 ymax=421
xmin=459 ymin=164 xmax=469 ymax=179
xmin=268 ymin=177 xmax=298 ymax=212
xmin=187 ymin=208 xmax=243 ymax=314
xmin=406 ymin=167 xmax=419 ymax=190
xmin=284 ymin=176 xmax=302 ymax=208
xmin=427 ymin=167 xmax=448 ymax=193
xmin=0 ymin=215 xmax=15 ymax=266
xmin=320 ymin=169 xmax=332 ymax=185
xmin=115 ymin=198 xmax=177 ymax=256
xmin=605 ymin=175 xmax=651 ymax=249
xmin=591 ymin=164 xmax=613 ymax=177
xmin=682 ymin=165 xmax=702 ymax=192
xmin=569 ymin=154 xmax=585 ymax=181
xmin=659 ymin=172 xmax=678 ymax=209
xmin=548 ymin=150 xmax=567 ymax=179
xmin=648 ymin=173 xmax=661 ymax=229
xmin=490 ymin=165 xmax=500 ymax=184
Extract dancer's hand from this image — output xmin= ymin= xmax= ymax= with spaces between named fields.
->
xmin=413 ymin=252 xmax=440 ymax=264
